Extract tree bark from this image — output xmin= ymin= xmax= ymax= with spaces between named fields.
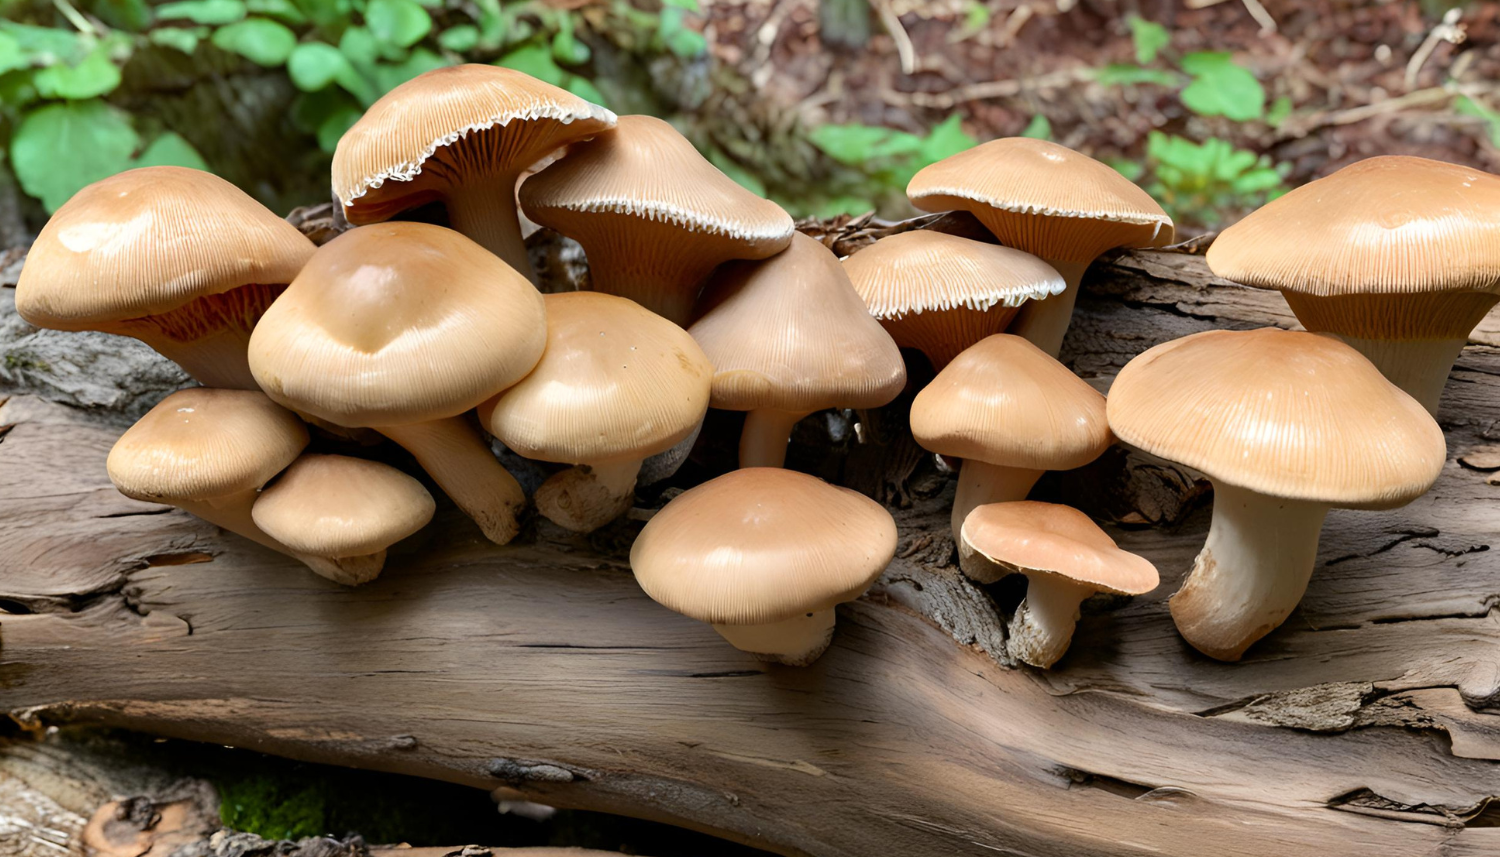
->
xmin=3 ymin=233 xmax=1500 ymax=857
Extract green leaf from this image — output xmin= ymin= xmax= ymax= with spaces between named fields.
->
xmin=371 ymin=47 xmax=447 ymax=94
xmin=0 ymin=22 xmax=85 ymax=64
xmin=1265 ymin=95 xmax=1292 ymax=128
xmin=317 ymin=105 xmax=361 ymax=151
xmin=551 ymin=14 xmax=590 ymax=65
xmin=12 ymin=100 xmax=138 ymax=212
xmin=707 ymin=147 xmax=766 ymax=197
xmin=657 ymin=7 xmax=705 ymax=57
xmin=246 ymin=0 xmax=307 ymax=24
xmin=132 ymin=132 xmax=210 ymax=171
xmin=1020 ymin=114 xmax=1051 ymax=141
xmin=1455 ymin=95 xmax=1500 ymax=147
xmin=437 ymin=24 xmax=478 ymax=52
xmin=1126 ymin=15 xmax=1169 ymax=64
xmin=497 ymin=43 xmax=565 ymax=85
xmin=212 ymin=18 xmax=296 ymax=66
xmin=475 ymin=0 xmax=505 ymax=49
xmin=564 ymin=75 xmax=606 ymax=107
xmin=339 ymin=25 xmax=379 ymax=68
xmin=0 ymin=32 xmax=24 ymax=75
xmin=1179 ymin=51 xmax=1264 ymax=121
xmin=366 ymin=0 xmax=432 ymax=49
xmin=288 ymin=41 xmax=350 ymax=90
xmin=149 ymin=28 xmax=205 ymax=54
xmin=32 ymin=46 xmax=122 ymax=99
xmin=661 ymin=0 xmax=699 ymax=9
xmin=809 ymin=123 xmax=922 ymax=166
xmin=918 ymin=113 xmax=976 ymax=163
xmin=1109 ymin=158 xmax=1145 ymax=182
xmin=155 ymin=0 xmax=247 ymax=25
xmin=1093 ymin=63 xmax=1179 ymax=87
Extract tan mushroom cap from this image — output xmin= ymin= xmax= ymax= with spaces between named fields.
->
xmin=1107 ymin=328 xmax=1445 ymax=509
xmin=479 ymin=291 xmax=713 ymax=464
xmin=332 ymin=64 xmax=616 ymax=220
xmin=519 ymin=114 xmax=794 ymax=256
xmin=16 ymin=166 xmax=315 ymax=329
xmin=631 ymin=468 xmax=897 ymax=625
xmin=248 ymin=222 xmax=546 ymax=427
xmin=906 ymin=138 xmax=1173 ymax=262
xmin=252 ymin=455 xmax=435 ymax=557
xmin=107 ymin=388 xmax=308 ymax=501
xmin=910 ymin=334 xmax=1111 ymax=468
xmin=962 ymin=501 xmax=1158 ymax=594
xmin=690 ymin=232 xmax=907 ymax=413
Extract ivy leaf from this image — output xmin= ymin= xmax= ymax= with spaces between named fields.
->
xmin=132 ymin=132 xmax=210 ymax=171
xmin=339 ymin=26 xmax=379 ymax=69
xmin=918 ymin=113 xmax=976 ymax=163
xmin=366 ymin=0 xmax=432 ymax=50
xmin=288 ymin=41 xmax=350 ymax=90
xmin=12 ymin=100 xmax=138 ymax=212
xmin=1019 ymin=114 xmax=1051 ymax=141
xmin=212 ymin=18 xmax=296 ymax=66
xmin=1179 ymin=51 xmax=1264 ymax=121
xmin=0 ymin=21 xmax=86 ymax=64
xmin=497 ymin=43 xmax=565 ymax=86
xmin=809 ymin=124 xmax=922 ymax=166
xmin=32 ymin=46 xmax=122 ymax=99
xmin=1126 ymin=15 xmax=1169 ymax=64
xmin=437 ymin=25 xmax=478 ymax=53
xmin=155 ymin=0 xmax=248 ymax=25
xmin=246 ymin=0 xmax=307 ymax=24
xmin=149 ymin=28 xmax=205 ymax=54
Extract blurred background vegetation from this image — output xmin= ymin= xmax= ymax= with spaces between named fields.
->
xmin=0 ymin=0 xmax=1494 ymax=244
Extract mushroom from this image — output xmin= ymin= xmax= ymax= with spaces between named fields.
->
xmin=15 ymin=166 xmax=316 ymax=390
xmin=107 ymin=388 xmax=308 ymax=555
xmin=332 ymin=64 xmax=616 ymax=280
xmin=252 ymin=455 xmax=435 ymax=586
xmin=910 ymin=334 xmax=1111 ymax=547
xmin=479 ymin=292 xmax=713 ymax=533
xmin=248 ymin=222 xmax=546 ymax=545
xmin=688 ymin=233 xmax=906 ymax=468
xmin=907 ymin=138 xmax=1173 ymax=356
xmin=630 ymin=468 xmax=897 ymax=666
xmin=842 ymin=230 xmax=1065 ymax=371
xmin=1107 ymin=328 xmax=1445 ymax=661
xmin=959 ymin=501 xmax=1158 ymax=668
xmin=520 ymin=114 xmax=795 ymax=324
xmin=1206 ymin=155 xmax=1500 ymax=416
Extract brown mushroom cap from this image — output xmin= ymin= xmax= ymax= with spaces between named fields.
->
xmin=1106 ymin=328 xmax=1445 ymax=509
xmin=248 ymin=222 xmax=546 ymax=428
xmin=252 ymin=455 xmax=434 ymax=557
xmin=910 ymin=334 xmax=1111 ymax=469
xmin=961 ymin=501 xmax=1157 ymax=594
xmin=107 ymin=388 xmax=309 ymax=501
xmin=479 ymin=291 xmax=713 ymax=464
xmin=906 ymin=138 xmax=1173 ymax=262
xmin=630 ymin=468 xmax=897 ymax=625
xmin=689 ymin=232 xmax=907 ymax=413
xmin=332 ymin=64 xmax=615 ymax=222
xmin=15 ymin=166 xmax=315 ymax=330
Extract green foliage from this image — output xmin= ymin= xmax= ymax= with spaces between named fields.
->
xmin=1020 ymin=114 xmax=1051 ymax=140
xmin=1455 ymin=95 xmax=1500 ymax=147
xmin=219 ymin=774 xmax=328 ymax=841
xmin=1142 ymin=131 xmax=1285 ymax=224
xmin=210 ymin=19 xmax=297 ymax=66
xmin=1179 ymin=51 xmax=1264 ymax=121
xmin=11 ymin=100 xmax=137 ymax=211
xmin=1126 ymin=15 xmax=1169 ymax=64
xmin=1092 ymin=64 xmax=1179 ymax=87
xmin=799 ymin=113 xmax=976 ymax=216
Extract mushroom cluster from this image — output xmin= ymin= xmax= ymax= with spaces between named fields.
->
xmin=16 ymin=64 xmax=1470 ymax=668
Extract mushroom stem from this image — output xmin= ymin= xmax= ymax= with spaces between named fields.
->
xmin=377 ymin=416 xmax=526 ymax=545
xmin=297 ymin=552 xmax=387 ymax=587
xmin=132 ymin=326 xmax=260 ymax=390
xmin=1169 ymin=482 xmax=1330 ymax=661
xmin=738 ymin=409 xmax=810 ymax=468
xmin=534 ymin=459 xmax=642 ymax=533
xmin=1005 ymin=259 xmax=1091 ymax=358
xmin=1334 ymin=335 xmax=1468 ymax=417
xmin=1006 ymin=574 xmax=1095 ymax=669
xmin=712 ymin=608 xmax=837 ymax=667
xmin=446 ymin=176 xmax=534 ymax=283
xmin=176 ymin=490 xmax=286 ymax=553
xmin=577 ymin=237 xmax=718 ymax=326
xmin=950 ymin=461 xmax=1044 ymax=547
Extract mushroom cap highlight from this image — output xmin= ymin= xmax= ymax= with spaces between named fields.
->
xmin=248 ymin=222 xmax=547 ymax=428
xmin=16 ymin=167 xmax=315 ymax=330
xmin=906 ymin=137 xmax=1173 ymax=261
xmin=961 ymin=501 xmax=1158 ymax=594
xmin=1106 ymin=328 xmax=1445 ymax=509
xmin=910 ymin=334 xmax=1111 ymax=469
xmin=689 ymin=232 xmax=907 ymax=413
xmin=480 ymin=291 xmax=713 ymax=464
xmin=332 ymin=64 xmax=616 ymax=220
xmin=631 ymin=468 xmax=898 ymax=625
xmin=252 ymin=455 xmax=435 ymax=557
xmin=843 ymin=230 xmax=1065 ymax=318
xmin=107 ymin=388 xmax=309 ymax=502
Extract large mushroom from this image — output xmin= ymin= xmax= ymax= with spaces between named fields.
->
xmin=960 ymin=501 xmax=1158 ymax=668
xmin=907 ymin=138 xmax=1173 ymax=356
xmin=248 ymin=222 xmax=546 ymax=545
xmin=520 ymin=114 xmax=795 ymax=325
xmin=15 ymin=166 xmax=316 ymax=390
xmin=842 ymin=230 xmax=1065 ymax=371
xmin=1107 ymin=328 xmax=1445 ymax=661
xmin=631 ymin=468 xmax=897 ymax=666
xmin=480 ymin=292 xmax=713 ymax=533
xmin=910 ymin=334 xmax=1112 ymax=547
xmin=689 ymin=233 xmax=906 ymax=468
xmin=332 ymin=64 xmax=616 ymax=280
xmin=1206 ymin=155 xmax=1500 ymax=416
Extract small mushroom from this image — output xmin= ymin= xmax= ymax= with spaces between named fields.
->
xmin=15 ymin=167 xmax=316 ymax=389
xmin=689 ymin=233 xmax=906 ymax=468
xmin=1107 ymin=328 xmax=1445 ymax=661
xmin=960 ymin=501 xmax=1158 ymax=668
xmin=907 ymin=138 xmax=1173 ymax=356
xmin=842 ymin=230 xmax=1065 ymax=370
xmin=333 ymin=64 xmax=616 ymax=279
xmin=1207 ymin=155 xmax=1500 ymax=416
xmin=520 ymin=115 xmax=795 ymax=324
xmin=248 ymin=222 xmax=546 ymax=545
xmin=910 ymin=334 xmax=1111 ymax=548
xmin=630 ymin=468 xmax=897 ymax=666
xmin=479 ymin=292 xmax=713 ymax=533
xmin=252 ymin=455 xmax=435 ymax=586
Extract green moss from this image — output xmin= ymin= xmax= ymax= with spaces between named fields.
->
xmin=3 ymin=352 xmax=51 ymax=371
xmin=217 ymin=774 xmax=328 ymax=841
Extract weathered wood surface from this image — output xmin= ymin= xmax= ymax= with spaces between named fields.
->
xmin=3 ymin=247 xmax=1500 ymax=856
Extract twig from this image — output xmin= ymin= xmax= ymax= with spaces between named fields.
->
xmin=1405 ymin=8 xmax=1465 ymax=91
xmin=903 ymin=68 xmax=1088 ymax=109
xmin=1184 ymin=0 xmax=1276 ymax=35
xmin=50 ymin=0 xmax=97 ymax=36
xmin=1274 ymin=86 xmax=1456 ymax=140
xmin=869 ymin=0 xmax=916 ymax=75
